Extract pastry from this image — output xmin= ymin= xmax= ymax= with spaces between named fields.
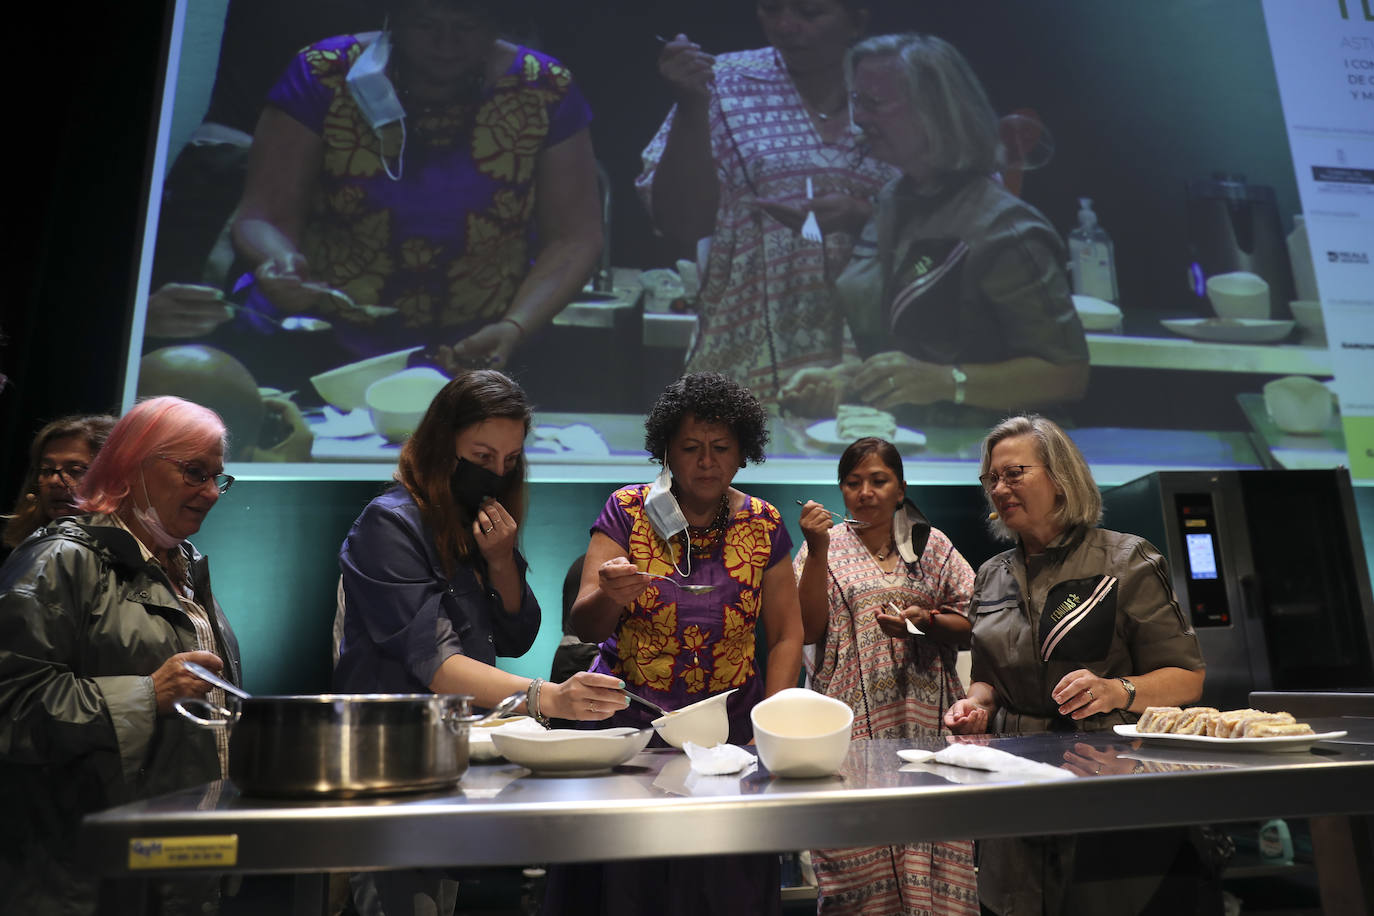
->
xmin=1136 ymin=706 xmax=1182 ymax=733
xmin=1243 ymin=720 xmax=1315 ymax=738
xmin=835 ymin=404 xmax=897 ymax=442
xmin=1215 ymin=710 xmax=1294 ymax=738
xmin=1173 ymin=707 xmax=1220 ymax=735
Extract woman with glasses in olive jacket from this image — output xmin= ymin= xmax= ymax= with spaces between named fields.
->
xmin=944 ymin=413 xmax=1207 ymax=916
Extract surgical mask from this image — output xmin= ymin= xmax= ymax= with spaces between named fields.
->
xmin=346 ymin=30 xmax=406 ymax=179
xmin=132 ymin=468 xmax=183 ymax=550
xmin=450 ymin=458 xmax=514 ymax=513
xmin=644 ymin=464 xmax=691 ymax=576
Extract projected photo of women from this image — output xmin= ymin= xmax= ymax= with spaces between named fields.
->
xmin=637 ymin=0 xmax=896 ymax=403
xmin=778 ymin=33 xmax=1090 ymax=429
xmin=130 ymin=1 xmax=1347 ymax=481
xmin=229 ymin=0 xmax=602 ymax=375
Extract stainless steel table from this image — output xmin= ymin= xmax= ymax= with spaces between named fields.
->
xmin=82 ymin=724 xmax=1373 ymax=881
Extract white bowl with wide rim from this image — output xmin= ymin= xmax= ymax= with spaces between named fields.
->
xmin=750 ymin=688 xmax=853 ymax=778
xmin=488 ymin=727 xmax=652 ymax=776
xmin=309 ymin=347 xmax=422 ymax=411
xmin=652 ymin=689 xmax=737 ymax=749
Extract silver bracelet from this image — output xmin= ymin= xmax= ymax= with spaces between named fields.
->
xmin=526 ymin=678 xmax=550 ymax=728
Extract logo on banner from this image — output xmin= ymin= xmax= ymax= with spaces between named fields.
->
xmin=1336 ymin=0 xmax=1373 ymax=22
xmin=1326 ymin=249 xmax=1371 ymax=264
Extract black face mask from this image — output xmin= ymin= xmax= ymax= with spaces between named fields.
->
xmin=449 ymin=458 xmax=515 ymax=513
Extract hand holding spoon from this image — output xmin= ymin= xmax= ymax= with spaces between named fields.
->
xmin=638 ymin=570 xmax=715 ymax=595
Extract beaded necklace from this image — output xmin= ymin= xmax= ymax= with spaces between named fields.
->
xmin=684 ymin=494 xmax=731 ymax=558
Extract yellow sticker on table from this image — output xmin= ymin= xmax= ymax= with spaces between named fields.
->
xmin=128 ymin=835 xmax=239 ymax=870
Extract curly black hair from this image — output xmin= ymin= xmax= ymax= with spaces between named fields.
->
xmin=644 ymin=373 xmax=770 ymax=466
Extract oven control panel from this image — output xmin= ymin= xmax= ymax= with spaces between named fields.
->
xmin=1174 ymin=492 xmax=1230 ymax=627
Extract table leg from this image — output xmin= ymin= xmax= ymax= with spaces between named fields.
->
xmin=291 ymin=872 xmax=331 ymax=916
xmin=1310 ymin=814 xmax=1374 ymax=916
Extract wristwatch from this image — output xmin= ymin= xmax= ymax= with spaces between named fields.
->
xmin=950 ymin=365 xmax=968 ymax=405
xmin=1117 ymin=676 xmax=1137 ymax=711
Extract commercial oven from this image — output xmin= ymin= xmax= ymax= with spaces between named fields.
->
xmin=1101 ymin=470 xmax=1374 ymax=710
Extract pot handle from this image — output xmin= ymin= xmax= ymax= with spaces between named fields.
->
xmin=174 ymin=697 xmax=238 ymax=728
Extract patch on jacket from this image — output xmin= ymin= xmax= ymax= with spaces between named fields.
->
xmin=1038 ymin=575 xmax=1117 ymax=662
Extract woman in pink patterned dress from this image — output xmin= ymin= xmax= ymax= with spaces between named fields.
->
xmin=795 ymin=437 xmax=978 ymax=915
xmin=637 ymin=0 xmax=898 ymax=401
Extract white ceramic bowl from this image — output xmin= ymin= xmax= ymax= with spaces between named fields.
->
xmin=652 ymin=689 xmax=737 ymax=749
xmin=365 ymin=368 xmax=449 ymax=443
xmin=1206 ymin=271 xmax=1270 ymax=320
xmin=1071 ymin=295 xmax=1124 ymax=333
xmin=489 ymin=727 xmax=652 ymax=776
xmin=750 ymin=687 xmax=853 ymax=778
xmin=309 ymin=347 xmax=421 ymax=411
xmin=1263 ymin=375 xmax=1334 ymax=435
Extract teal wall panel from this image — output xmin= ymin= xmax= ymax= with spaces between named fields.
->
xmin=194 ymin=478 xmax=1374 ymax=698
xmin=190 ymin=478 xmax=1005 ymax=696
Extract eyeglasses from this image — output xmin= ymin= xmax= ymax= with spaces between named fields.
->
xmin=849 ymin=90 xmax=903 ymax=116
xmin=37 ymin=465 xmax=88 ymax=486
xmin=979 ymin=464 xmax=1042 ymax=490
xmin=159 ymin=456 xmax=234 ymax=494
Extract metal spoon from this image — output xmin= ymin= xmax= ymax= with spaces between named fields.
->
xmin=638 ymin=570 xmax=716 ymax=595
xmin=625 ymin=692 xmax=669 ymax=718
xmin=300 ymin=282 xmax=399 ymax=319
xmin=478 ymin=691 xmax=530 ymax=726
xmin=280 ymin=315 xmax=332 ymax=332
xmin=183 ymin=660 xmax=251 ymax=701
xmin=795 ymin=499 xmax=867 ymax=527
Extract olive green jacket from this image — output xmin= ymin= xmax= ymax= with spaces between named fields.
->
xmin=0 ymin=516 xmax=241 ymax=915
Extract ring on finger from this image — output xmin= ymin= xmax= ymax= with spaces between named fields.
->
xmin=1086 ymin=689 xmax=1095 ymax=702
xmin=483 ymin=525 xmax=494 ymax=534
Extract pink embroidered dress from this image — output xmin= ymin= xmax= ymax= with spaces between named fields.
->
xmin=637 ymin=47 xmax=897 ymax=401
xmin=793 ymin=521 xmax=979 ymax=916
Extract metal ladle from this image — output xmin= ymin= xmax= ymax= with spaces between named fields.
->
xmin=638 ymin=571 xmax=715 ymax=595
xmin=184 ymin=660 xmax=530 ymax=726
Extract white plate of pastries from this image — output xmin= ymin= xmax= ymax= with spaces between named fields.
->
xmin=807 ymin=405 xmax=927 ymax=450
xmin=1115 ymin=706 xmax=1346 ymax=753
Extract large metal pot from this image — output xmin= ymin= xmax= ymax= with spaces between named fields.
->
xmin=176 ymin=693 xmax=476 ymax=798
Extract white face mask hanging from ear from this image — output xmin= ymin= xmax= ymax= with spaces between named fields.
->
xmin=131 ymin=467 xmax=183 ymax=550
xmin=346 ymin=29 xmax=407 ymax=180
xmin=644 ymin=463 xmax=692 ymax=577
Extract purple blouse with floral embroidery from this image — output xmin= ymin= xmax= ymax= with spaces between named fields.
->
xmin=586 ymin=484 xmax=793 ymax=745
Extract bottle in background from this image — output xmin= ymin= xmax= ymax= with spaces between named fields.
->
xmin=1068 ymin=197 xmax=1119 ymax=302
xmin=1258 ymin=818 xmax=1294 ymax=866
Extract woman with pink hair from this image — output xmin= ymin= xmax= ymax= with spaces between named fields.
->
xmin=0 ymin=396 xmax=243 ymax=915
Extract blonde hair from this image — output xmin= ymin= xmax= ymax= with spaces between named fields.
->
xmin=980 ymin=414 xmax=1101 ymax=543
xmin=847 ymin=33 xmax=1001 ymax=178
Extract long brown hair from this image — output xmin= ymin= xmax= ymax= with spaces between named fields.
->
xmin=395 ymin=370 xmax=532 ymax=575
xmin=3 ymin=414 xmax=117 ymax=547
